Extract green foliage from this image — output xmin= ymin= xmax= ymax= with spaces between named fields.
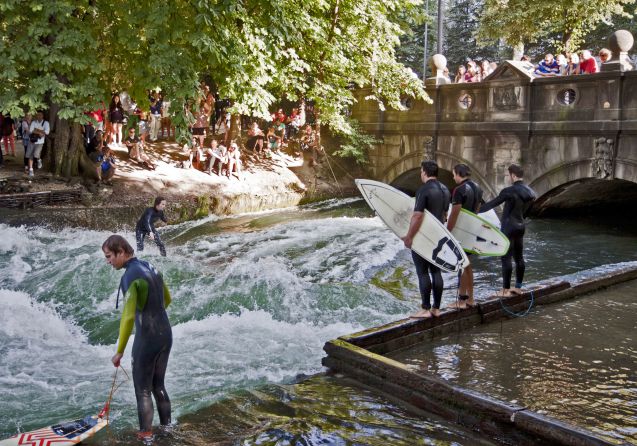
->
xmin=332 ymin=119 xmax=379 ymax=164
xmin=478 ymin=0 xmax=635 ymax=53
xmin=444 ymin=0 xmax=508 ymax=73
xmin=0 ymin=0 xmax=427 ymax=144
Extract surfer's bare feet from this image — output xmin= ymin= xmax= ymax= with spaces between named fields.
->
xmin=410 ymin=309 xmax=432 ymax=319
xmin=510 ymin=287 xmax=523 ymax=295
xmin=495 ymin=288 xmax=513 ymax=297
xmin=430 ymin=308 xmax=441 ymax=317
xmin=446 ymin=301 xmax=468 ymax=310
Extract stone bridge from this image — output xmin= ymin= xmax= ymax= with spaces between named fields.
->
xmin=352 ymin=32 xmax=637 ymax=214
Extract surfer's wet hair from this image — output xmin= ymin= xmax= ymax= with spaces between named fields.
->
xmin=102 ymin=235 xmax=134 ymax=255
xmin=154 ymin=196 xmax=166 ymax=208
xmin=453 ymin=163 xmax=471 ymax=178
xmin=508 ymin=164 xmax=524 ymax=178
xmin=421 ymin=160 xmax=439 ymax=177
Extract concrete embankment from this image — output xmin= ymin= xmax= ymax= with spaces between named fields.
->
xmin=323 ymin=262 xmax=637 ymax=446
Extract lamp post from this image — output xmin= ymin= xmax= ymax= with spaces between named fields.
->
xmin=423 ymin=0 xmax=429 ymax=79
xmin=437 ymin=0 xmax=443 ymax=54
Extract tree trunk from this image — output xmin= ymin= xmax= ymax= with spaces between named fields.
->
xmin=47 ymin=104 xmax=97 ymax=180
xmin=512 ymin=42 xmax=524 ymax=61
xmin=229 ymin=113 xmax=242 ymax=144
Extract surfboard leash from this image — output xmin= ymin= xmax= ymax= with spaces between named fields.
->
xmin=498 ymin=288 xmax=534 ymax=318
xmin=99 ymin=365 xmax=130 ymax=423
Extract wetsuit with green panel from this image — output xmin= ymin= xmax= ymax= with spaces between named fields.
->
xmin=117 ymin=257 xmax=172 ymax=432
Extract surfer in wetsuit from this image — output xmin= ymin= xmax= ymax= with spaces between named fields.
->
xmin=402 ymin=160 xmax=451 ymax=318
xmin=136 ymin=197 xmax=168 ymax=257
xmin=446 ymin=164 xmax=483 ymax=309
xmin=102 ymin=235 xmax=172 ymax=440
xmin=479 ymin=164 xmax=536 ymax=297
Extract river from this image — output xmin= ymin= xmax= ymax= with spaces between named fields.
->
xmin=1 ymin=198 xmax=635 ymax=444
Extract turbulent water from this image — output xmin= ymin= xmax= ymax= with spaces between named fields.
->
xmin=0 ymin=198 xmax=635 ymax=444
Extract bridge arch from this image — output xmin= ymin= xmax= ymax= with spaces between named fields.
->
xmin=381 ymin=150 xmax=497 ymax=197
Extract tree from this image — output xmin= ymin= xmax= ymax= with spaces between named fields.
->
xmin=444 ymin=0 xmax=505 ymax=73
xmin=478 ymin=0 xmax=635 ymax=54
xmin=0 ymin=0 xmax=427 ymax=177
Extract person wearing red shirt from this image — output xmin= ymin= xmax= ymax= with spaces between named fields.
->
xmin=579 ymin=50 xmax=598 ymax=74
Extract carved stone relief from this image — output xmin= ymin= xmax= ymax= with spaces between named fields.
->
xmin=423 ymin=136 xmax=435 ymax=160
xmin=493 ymin=85 xmax=520 ymax=110
xmin=592 ymin=137 xmax=615 ymax=179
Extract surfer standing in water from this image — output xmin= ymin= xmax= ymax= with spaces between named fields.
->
xmin=446 ymin=163 xmax=483 ymax=309
xmin=479 ymin=164 xmax=536 ymax=297
xmin=136 ymin=196 xmax=168 ymax=257
xmin=102 ymin=235 xmax=173 ymax=441
xmin=402 ymin=160 xmax=451 ymax=318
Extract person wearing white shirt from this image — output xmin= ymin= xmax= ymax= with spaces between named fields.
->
xmin=26 ymin=111 xmax=50 ymax=176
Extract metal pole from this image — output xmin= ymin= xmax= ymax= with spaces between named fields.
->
xmin=423 ymin=0 xmax=430 ymax=79
xmin=437 ymin=0 xmax=443 ymax=54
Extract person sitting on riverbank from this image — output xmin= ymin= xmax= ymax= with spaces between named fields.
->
xmin=96 ymin=145 xmax=116 ymax=184
xmin=226 ymin=141 xmax=242 ymax=180
xmin=135 ymin=196 xmax=168 ymax=257
xmin=246 ymin=122 xmax=265 ymax=158
xmin=206 ymin=139 xmax=228 ymax=175
xmin=266 ymin=126 xmax=281 ymax=154
xmin=124 ymin=128 xmax=155 ymax=170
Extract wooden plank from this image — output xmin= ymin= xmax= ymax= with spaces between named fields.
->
xmin=367 ymin=313 xmax=482 ymax=355
xmin=513 ymin=410 xmax=618 ymax=446
xmin=342 ymin=306 xmax=481 ymax=349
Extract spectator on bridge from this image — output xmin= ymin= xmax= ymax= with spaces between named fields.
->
xmin=454 ymin=65 xmax=467 ymax=83
xmin=599 ymin=48 xmax=612 ymax=65
xmin=534 ymin=54 xmax=560 ymax=76
xmin=556 ymin=54 xmax=568 ymax=75
xmin=566 ymin=53 xmax=580 ymax=75
xmin=579 ymin=50 xmax=598 ymax=74
xmin=480 ymin=60 xmax=493 ymax=78
xmin=464 ymin=64 xmax=479 ymax=83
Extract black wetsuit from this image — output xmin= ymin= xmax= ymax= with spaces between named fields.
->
xmin=480 ymin=180 xmax=536 ymax=289
xmin=452 ymin=179 xmax=483 ymax=214
xmin=136 ymin=207 xmax=167 ymax=256
xmin=118 ymin=258 xmax=172 ymax=431
xmin=413 ymin=179 xmax=451 ymax=310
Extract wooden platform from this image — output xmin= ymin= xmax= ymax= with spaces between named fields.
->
xmin=323 ymin=262 xmax=637 ymax=446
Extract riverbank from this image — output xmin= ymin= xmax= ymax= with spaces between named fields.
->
xmin=0 ymin=139 xmax=360 ymax=229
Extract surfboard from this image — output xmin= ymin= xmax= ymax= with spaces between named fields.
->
xmin=449 ymin=208 xmax=510 ymax=256
xmin=0 ymin=414 xmax=108 ymax=446
xmin=356 ymin=179 xmax=469 ymax=273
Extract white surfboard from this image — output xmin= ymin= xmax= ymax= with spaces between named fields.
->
xmin=0 ymin=414 xmax=108 ymax=446
xmin=449 ymin=208 xmax=510 ymax=256
xmin=356 ymin=179 xmax=469 ymax=273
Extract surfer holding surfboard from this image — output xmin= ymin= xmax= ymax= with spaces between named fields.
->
xmin=102 ymin=235 xmax=173 ymax=442
xmin=479 ymin=164 xmax=536 ymax=297
xmin=446 ymin=164 xmax=483 ymax=309
xmin=401 ymin=161 xmax=452 ymax=318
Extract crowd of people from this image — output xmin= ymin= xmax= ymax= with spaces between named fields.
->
xmin=531 ymin=49 xmax=610 ymax=76
xmin=449 ymin=47 xmax=625 ymax=83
